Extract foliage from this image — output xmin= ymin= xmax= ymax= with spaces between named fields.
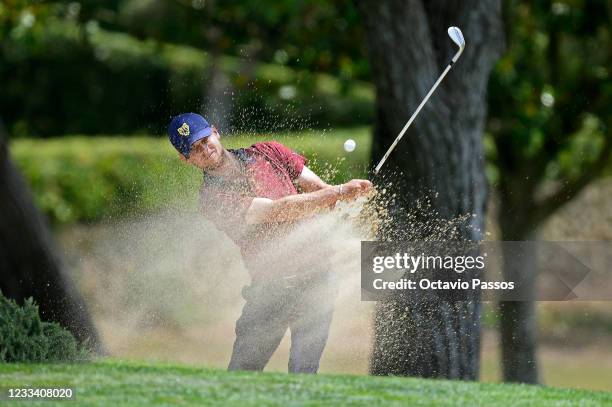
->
xmin=0 ymin=2 xmax=373 ymax=137
xmin=81 ymin=0 xmax=369 ymax=82
xmin=10 ymin=136 xmax=201 ymax=224
xmin=486 ymin=0 xmax=610 ymax=235
xmin=2 ymin=0 xmax=608 ymax=225
xmin=0 ymin=291 xmax=89 ymax=363
xmin=10 ymin=128 xmax=371 ymax=225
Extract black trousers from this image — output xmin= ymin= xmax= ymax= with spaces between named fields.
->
xmin=228 ymin=272 xmax=338 ymax=373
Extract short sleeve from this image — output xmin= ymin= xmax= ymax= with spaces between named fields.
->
xmin=257 ymin=141 xmax=306 ymax=181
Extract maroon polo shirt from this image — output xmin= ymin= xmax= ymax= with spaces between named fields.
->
xmin=200 ymin=141 xmax=323 ymax=280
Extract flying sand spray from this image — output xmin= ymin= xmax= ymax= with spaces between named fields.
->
xmin=85 ymin=27 xmax=468 ymax=368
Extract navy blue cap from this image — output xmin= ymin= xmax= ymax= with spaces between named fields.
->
xmin=168 ymin=113 xmax=213 ymax=157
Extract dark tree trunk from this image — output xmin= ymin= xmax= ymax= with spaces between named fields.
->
xmin=358 ymin=0 xmax=504 ymax=378
xmin=203 ymin=25 xmax=233 ymax=131
xmin=498 ymin=186 xmax=539 ymax=383
xmin=0 ymin=124 xmax=103 ymax=352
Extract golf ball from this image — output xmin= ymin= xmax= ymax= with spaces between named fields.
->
xmin=344 ymin=139 xmax=356 ymax=152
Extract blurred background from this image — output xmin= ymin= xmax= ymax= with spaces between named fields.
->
xmin=0 ymin=0 xmax=610 ymax=391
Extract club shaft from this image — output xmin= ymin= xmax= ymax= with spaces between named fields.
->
xmin=374 ymin=62 xmax=453 ymax=174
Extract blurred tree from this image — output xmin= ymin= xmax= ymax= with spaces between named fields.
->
xmin=0 ymin=118 xmax=103 ymax=352
xmin=0 ymin=1 xmax=373 ymax=136
xmin=82 ymin=0 xmax=369 ymax=82
xmin=359 ymin=0 xmax=504 ymax=379
xmin=487 ymin=0 xmax=611 ymax=384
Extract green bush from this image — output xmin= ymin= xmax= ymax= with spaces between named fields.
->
xmin=11 ymin=137 xmax=202 ymax=224
xmin=10 ymin=128 xmax=371 ymax=225
xmin=0 ymin=292 xmax=90 ymax=363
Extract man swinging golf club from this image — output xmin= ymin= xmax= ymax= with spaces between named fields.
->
xmin=168 ymin=113 xmax=372 ymax=373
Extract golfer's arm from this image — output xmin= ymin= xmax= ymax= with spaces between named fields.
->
xmin=296 ymin=166 xmax=331 ymax=192
xmin=245 ymin=187 xmax=339 ymax=224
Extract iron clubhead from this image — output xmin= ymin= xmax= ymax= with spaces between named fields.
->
xmin=447 ymin=26 xmax=465 ymax=62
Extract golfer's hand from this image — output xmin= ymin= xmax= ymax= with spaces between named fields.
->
xmin=338 ymin=179 xmax=372 ymax=200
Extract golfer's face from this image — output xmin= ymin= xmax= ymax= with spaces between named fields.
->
xmin=187 ymin=130 xmax=224 ymax=170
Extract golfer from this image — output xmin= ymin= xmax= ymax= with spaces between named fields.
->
xmin=168 ymin=113 xmax=371 ymax=373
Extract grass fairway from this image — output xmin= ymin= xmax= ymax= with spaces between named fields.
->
xmin=1 ymin=360 xmax=610 ymax=406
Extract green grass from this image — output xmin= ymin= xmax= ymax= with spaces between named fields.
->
xmin=0 ymin=359 xmax=610 ymax=406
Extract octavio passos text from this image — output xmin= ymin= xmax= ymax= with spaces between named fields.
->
xmin=371 ymin=253 xmax=515 ymax=290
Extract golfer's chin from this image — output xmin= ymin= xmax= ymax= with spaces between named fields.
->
xmin=199 ymin=155 xmax=223 ymax=171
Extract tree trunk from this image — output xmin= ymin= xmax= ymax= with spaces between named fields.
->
xmin=0 ymin=124 xmax=103 ymax=353
xmin=358 ymin=0 xmax=504 ymax=378
xmin=498 ymin=191 xmax=539 ymax=383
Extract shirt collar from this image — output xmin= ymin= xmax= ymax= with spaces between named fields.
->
xmin=202 ymin=147 xmax=255 ymax=186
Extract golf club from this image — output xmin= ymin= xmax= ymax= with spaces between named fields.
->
xmin=373 ymin=26 xmax=466 ymax=175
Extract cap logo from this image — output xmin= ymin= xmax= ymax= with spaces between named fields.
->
xmin=178 ymin=123 xmax=190 ymax=137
